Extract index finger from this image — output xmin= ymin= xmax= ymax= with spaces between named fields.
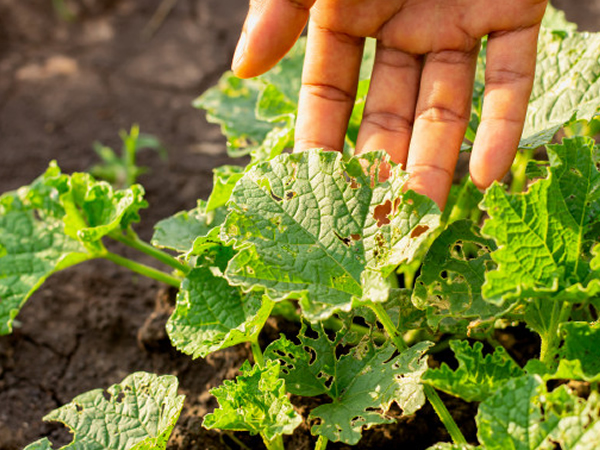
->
xmin=233 ymin=0 xmax=316 ymax=78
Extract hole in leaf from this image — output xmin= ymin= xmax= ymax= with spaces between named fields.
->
xmin=440 ymin=270 xmax=448 ymax=279
xmin=334 ymin=230 xmax=351 ymax=246
xmin=335 ymin=344 xmax=352 ymax=360
xmin=410 ymin=225 xmax=429 ymax=238
xmin=115 ymin=391 xmax=125 ymax=403
xmin=451 ymin=242 xmax=464 ymax=260
xmin=304 ymin=346 xmax=317 ymax=365
xmin=75 ymin=403 xmax=83 ymax=413
xmin=285 ymin=191 xmax=297 ymax=200
xmin=374 ymin=200 xmax=392 ymax=227
xmin=269 ymin=190 xmax=283 ymax=202
xmin=350 ymin=416 xmax=364 ymax=427
xmin=304 ymin=325 xmax=319 ymax=340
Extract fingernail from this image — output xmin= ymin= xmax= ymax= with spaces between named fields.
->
xmin=232 ymin=30 xmax=247 ymax=73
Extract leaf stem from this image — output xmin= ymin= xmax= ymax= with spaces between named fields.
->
xmin=510 ymin=148 xmax=535 ymax=194
xmin=369 ymin=303 xmax=467 ymax=445
xmin=101 ymin=250 xmax=182 ymax=288
xmin=540 ymin=301 xmax=572 ymax=367
xmin=251 ymin=338 xmax=265 ymax=368
xmin=315 ymin=435 xmax=328 ymax=450
xmin=263 ymin=435 xmax=285 ymax=450
xmin=110 ymin=230 xmax=190 ymax=274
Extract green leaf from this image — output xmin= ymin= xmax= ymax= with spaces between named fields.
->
xmin=481 ymin=137 xmax=600 ymax=304
xmin=151 ymin=200 xmax=227 ymax=256
xmin=422 ymin=340 xmax=524 ymax=402
xmin=265 ymin=321 xmax=432 ymax=445
xmin=194 ymin=74 xmax=277 ymax=157
xmin=541 ymin=4 xmax=578 ymax=32
xmin=167 ymin=267 xmax=272 ymax=358
xmin=427 ymin=444 xmax=480 ymax=450
xmin=476 ymin=375 xmax=559 ymax=450
xmin=478 ymin=375 xmax=600 ymax=450
xmin=0 ymin=162 xmax=150 ymax=334
xmin=521 ymin=29 xmax=600 ymax=148
xmin=23 ymin=438 xmax=54 ymax=450
xmin=203 ymin=360 xmax=301 ymax=442
xmin=222 ymin=149 xmax=440 ymax=321
xmin=530 ymin=321 xmax=600 ymax=382
xmin=413 ymin=220 xmax=505 ymax=331
xmin=41 ymin=372 xmax=184 ymax=450
xmin=205 ymin=165 xmax=245 ymax=212
xmin=57 ymin=172 xmax=148 ymax=247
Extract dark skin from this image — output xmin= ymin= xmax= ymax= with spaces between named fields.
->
xmin=232 ymin=0 xmax=549 ymax=208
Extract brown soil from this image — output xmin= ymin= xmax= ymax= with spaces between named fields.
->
xmin=0 ymin=2 xmax=598 ymax=450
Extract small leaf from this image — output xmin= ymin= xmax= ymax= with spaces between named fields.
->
xmin=223 ymin=149 xmax=440 ymax=321
xmin=167 ymin=267 xmax=271 ymax=358
xmin=203 ymin=360 xmax=301 ymax=442
xmin=413 ymin=220 xmax=505 ymax=331
xmin=41 ymin=372 xmax=184 ymax=450
xmin=151 ymin=200 xmax=227 ymax=256
xmin=422 ymin=340 xmax=524 ymax=402
xmin=265 ymin=321 xmax=432 ymax=445
xmin=205 ymin=165 xmax=245 ymax=212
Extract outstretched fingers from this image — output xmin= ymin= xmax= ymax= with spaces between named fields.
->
xmin=355 ymin=45 xmax=422 ymax=166
xmin=295 ymin=21 xmax=365 ymax=153
xmin=233 ymin=0 xmax=316 ymax=78
xmin=469 ymin=25 xmax=539 ymax=189
xmin=406 ymin=47 xmax=479 ymax=209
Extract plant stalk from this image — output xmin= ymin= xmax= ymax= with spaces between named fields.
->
xmin=315 ymin=435 xmax=328 ymax=450
xmin=510 ymin=148 xmax=535 ymax=194
xmin=540 ymin=301 xmax=572 ymax=367
xmin=369 ymin=303 xmax=467 ymax=445
xmin=251 ymin=338 xmax=265 ymax=368
xmin=110 ymin=231 xmax=190 ymax=274
xmin=102 ymin=251 xmax=182 ymax=288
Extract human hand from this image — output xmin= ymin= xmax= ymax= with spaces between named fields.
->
xmin=232 ymin=0 xmax=548 ymax=208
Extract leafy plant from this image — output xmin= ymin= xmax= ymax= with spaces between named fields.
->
xmin=90 ymin=124 xmax=166 ymax=188
xmin=6 ymin=4 xmax=600 ymax=450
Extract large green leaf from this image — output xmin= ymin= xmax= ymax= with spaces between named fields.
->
xmin=166 ymin=267 xmax=271 ymax=358
xmin=521 ymin=30 xmax=600 ymax=148
xmin=27 ymin=372 xmax=184 ymax=450
xmin=413 ymin=220 xmax=504 ymax=331
xmin=265 ymin=321 xmax=431 ymax=445
xmin=222 ymin=149 xmax=440 ymax=321
xmin=481 ymin=137 xmax=600 ymax=304
xmin=477 ymin=376 xmax=559 ymax=450
xmin=0 ymin=162 xmax=150 ymax=334
xmin=203 ymin=360 xmax=301 ymax=442
xmin=422 ymin=340 xmax=524 ymax=402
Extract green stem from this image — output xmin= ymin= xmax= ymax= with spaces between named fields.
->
xmin=424 ymin=385 xmax=467 ymax=445
xmin=510 ymin=148 xmax=535 ymax=194
xmin=540 ymin=301 xmax=572 ymax=367
xmin=251 ymin=338 xmax=265 ymax=368
xmin=369 ymin=303 xmax=467 ymax=445
xmin=102 ymin=251 xmax=182 ymax=288
xmin=110 ymin=231 xmax=190 ymax=275
xmin=315 ymin=435 xmax=328 ymax=450
xmin=262 ymin=435 xmax=285 ymax=450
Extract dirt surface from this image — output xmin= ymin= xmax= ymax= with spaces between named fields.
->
xmin=0 ymin=2 xmax=599 ymax=450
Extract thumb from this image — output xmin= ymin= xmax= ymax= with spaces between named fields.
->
xmin=232 ymin=0 xmax=316 ymax=78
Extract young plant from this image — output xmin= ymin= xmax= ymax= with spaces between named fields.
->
xmin=6 ymin=4 xmax=600 ymax=450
